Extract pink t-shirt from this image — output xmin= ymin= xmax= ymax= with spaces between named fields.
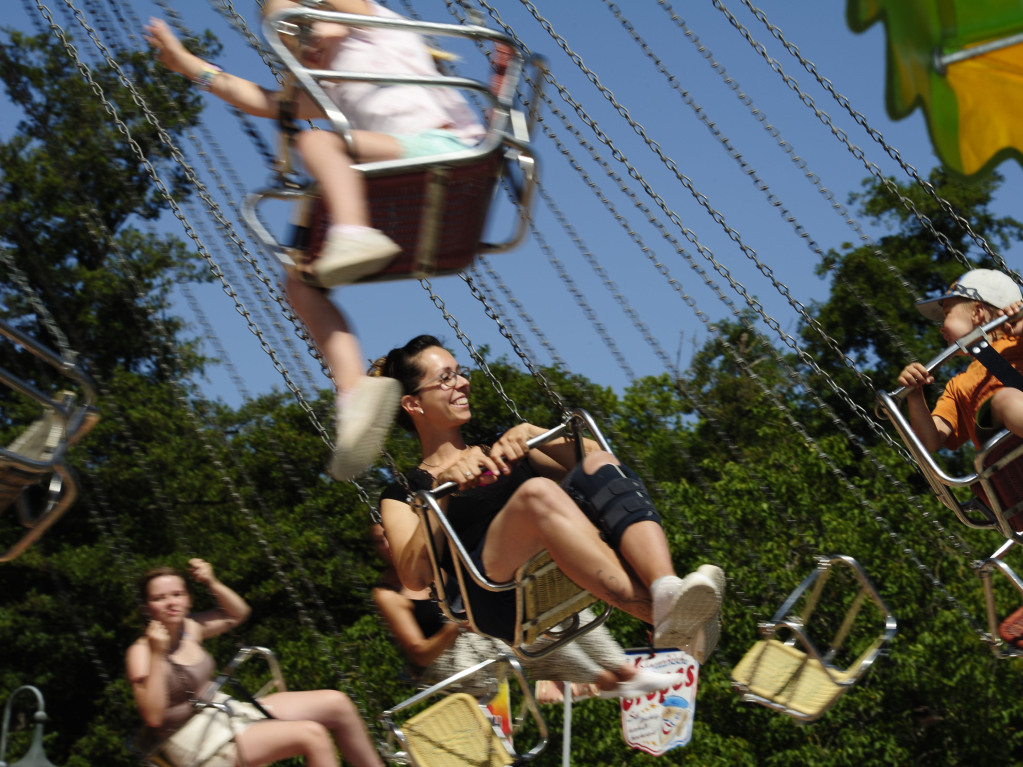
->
xmin=320 ymin=2 xmax=485 ymax=143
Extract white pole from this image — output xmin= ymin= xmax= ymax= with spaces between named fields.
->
xmin=562 ymin=685 xmax=572 ymax=767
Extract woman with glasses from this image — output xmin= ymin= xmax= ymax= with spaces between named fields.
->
xmin=375 ymin=335 xmax=725 ymax=661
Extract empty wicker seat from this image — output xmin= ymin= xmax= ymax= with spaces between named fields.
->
xmin=731 ymin=556 xmax=897 ymax=722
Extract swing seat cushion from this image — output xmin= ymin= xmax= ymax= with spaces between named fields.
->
xmin=516 ymin=550 xmax=599 ymax=646
xmin=731 ymin=639 xmax=853 ymax=721
xmin=306 ymin=151 xmax=504 ymax=281
xmin=1 ymin=408 xmax=65 ymax=515
xmin=402 ymin=692 xmax=513 ymax=767
xmin=999 ymin=604 xmax=1023 ymax=648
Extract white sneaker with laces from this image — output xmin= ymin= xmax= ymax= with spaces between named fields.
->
xmin=651 ymin=569 xmax=720 ymax=650
xmin=328 ymin=376 xmax=402 ymax=481
xmin=312 ymin=228 xmax=401 ymax=287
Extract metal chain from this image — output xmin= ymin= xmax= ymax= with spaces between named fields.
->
xmin=611 ymin=0 xmax=916 ymax=367
xmin=40 ymin=0 xmax=332 ymax=451
xmin=0 ymin=247 xmax=76 ymax=366
xmin=731 ymin=0 xmax=1016 ymax=277
xmin=113 ymin=0 xmax=330 ymax=389
xmin=710 ymin=0 xmax=1010 ymax=281
xmin=474 ymin=0 xmax=984 ymax=617
xmin=655 ymin=1 xmax=917 ymax=298
xmin=538 ymin=96 xmax=973 ymax=562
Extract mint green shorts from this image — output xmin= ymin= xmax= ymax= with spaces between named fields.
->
xmin=396 ymin=129 xmax=473 ymax=159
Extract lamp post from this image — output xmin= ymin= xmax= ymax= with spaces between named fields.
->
xmin=0 ymin=686 xmax=59 ymax=767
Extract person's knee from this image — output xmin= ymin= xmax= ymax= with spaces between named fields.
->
xmin=294 ymin=127 xmax=348 ymax=157
xmin=514 ymin=477 xmax=577 ymax=521
xmin=325 ymin=689 xmax=359 ymax=723
xmin=581 ymin=450 xmax=619 ymax=473
xmin=562 ymin=461 xmax=661 ymax=549
xmin=991 ymin=387 xmax=1023 ymax=422
xmin=296 ymin=719 xmax=334 ymax=751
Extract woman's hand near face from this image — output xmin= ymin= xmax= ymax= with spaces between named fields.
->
xmin=188 ymin=558 xmax=215 ymax=586
xmin=145 ymin=620 xmax=172 ymax=655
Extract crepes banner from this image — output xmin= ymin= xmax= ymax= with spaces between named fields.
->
xmin=619 ymin=649 xmax=699 ymax=756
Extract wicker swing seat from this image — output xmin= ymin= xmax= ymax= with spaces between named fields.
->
xmin=381 ymin=654 xmax=546 ymax=767
xmin=730 ymin=555 xmax=897 ymax=722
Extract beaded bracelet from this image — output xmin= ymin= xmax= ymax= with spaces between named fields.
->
xmin=193 ymin=63 xmax=222 ymax=92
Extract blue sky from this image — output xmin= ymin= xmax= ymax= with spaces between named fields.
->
xmin=6 ymin=0 xmax=1022 ymax=409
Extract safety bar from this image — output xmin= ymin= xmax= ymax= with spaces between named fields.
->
xmin=884 ymin=311 xmax=1023 ymax=404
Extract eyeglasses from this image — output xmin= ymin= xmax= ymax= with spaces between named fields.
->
xmin=413 ymin=366 xmax=469 ymax=393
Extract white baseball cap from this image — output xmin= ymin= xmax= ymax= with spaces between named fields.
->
xmin=915 ymin=268 xmax=1022 ymax=321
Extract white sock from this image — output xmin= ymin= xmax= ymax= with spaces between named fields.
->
xmin=336 ymin=387 xmax=355 ymax=412
xmin=650 ymin=575 xmax=676 ymax=594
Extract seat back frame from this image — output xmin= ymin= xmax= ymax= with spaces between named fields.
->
xmin=876 ymin=312 xmax=1023 ymax=542
xmin=0 ymin=320 xmax=98 ymax=562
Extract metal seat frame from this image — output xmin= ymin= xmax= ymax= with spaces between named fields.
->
xmin=380 ymin=654 xmax=547 ymax=767
xmin=243 ymin=4 xmax=547 ymax=281
xmin=0 ymin=319 xmax=98 ymax=562
xmin=876 ymin=312 xmax=1023 ymax=543
xmin=877 ymin=315 xmax=1023 ymax=658
xmin=976 ymin=540 xmax=1023 ymax=659
xmin=730 ymin=555 xmax=897 ymax=722
xmin=414 ymin=409 xmax=613 ymax=659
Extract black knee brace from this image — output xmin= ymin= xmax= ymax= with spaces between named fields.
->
xmin=562 ymin=462 xmax=661 ymax=549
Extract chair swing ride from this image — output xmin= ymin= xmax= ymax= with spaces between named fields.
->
xmin=14 ymin=0 xmax=1023 ymax=760
xmin=877 ymin=311 xmax=1023 ymax=660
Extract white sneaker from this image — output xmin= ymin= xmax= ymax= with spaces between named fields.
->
xmin=599 ymin=667 xmax=675 ymax=699
xmin=651 ymin=570 xmax=721 ymax=651
xmin=686 ymin=565 xmax=725 ymax=663
xmin=312 ymin=229 xmax=401 ymax=287
xmin=328 ymin=376 xmax=402 ymax=481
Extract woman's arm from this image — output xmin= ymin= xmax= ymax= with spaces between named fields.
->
xmin=488 ymin=422 xmax=600 ymax=480
xmin=373 ymin=587 xmax=461 ymax=667
xmin=126 ymin=629 xmax=171 ymax=728
xmin=188 ymin=559 xmax=251 ymax=640
xmin=380 ymin=497 xmax=439 ymax=591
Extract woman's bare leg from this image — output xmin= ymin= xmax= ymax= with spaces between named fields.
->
xmin=257 ymin=689 xmax=384 ymax=767
xmin=235 ymin=718 xmax=337 ymax=767
xmin=482 ymin=478 xmax=655 ymax=622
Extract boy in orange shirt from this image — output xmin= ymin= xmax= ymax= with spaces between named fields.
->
xmin=898 ymin=269 xmax=1023 ymax=452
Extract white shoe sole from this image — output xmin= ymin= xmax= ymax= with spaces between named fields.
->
xmin=653 ymin=571 xmax=721 ymax=650
xmin=314 ymin=233 xmax=401 ymax=287
xmin=688 ymin=565 xmax=725 ymax=662
xmin=328 ymin=377 xmax=402 ymax=481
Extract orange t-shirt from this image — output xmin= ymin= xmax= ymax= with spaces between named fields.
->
xmin=932 ymin=335 xmax=1023 ymax=449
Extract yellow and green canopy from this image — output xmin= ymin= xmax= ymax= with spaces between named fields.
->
xmin=848 ymin=0 xmax=1023 ymax=177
